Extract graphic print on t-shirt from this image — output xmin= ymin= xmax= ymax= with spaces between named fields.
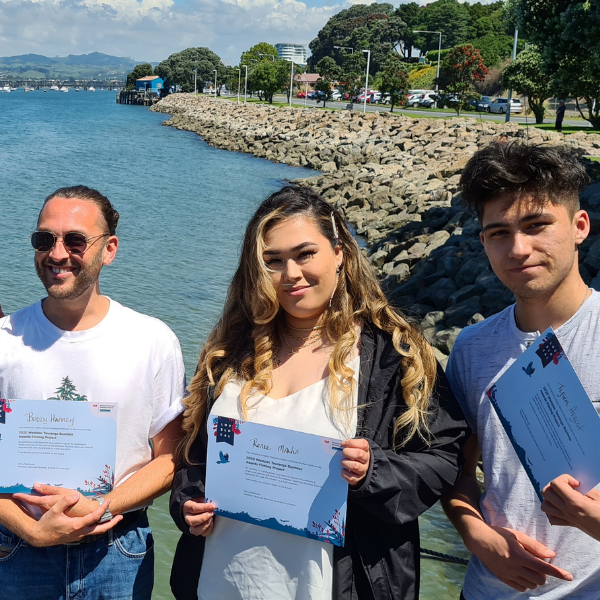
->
xmin=47 ymin=377 xmax=88 ymax=401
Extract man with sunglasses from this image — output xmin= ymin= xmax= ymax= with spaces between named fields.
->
xmin=0 ymin=186 xmax=186 ymax=600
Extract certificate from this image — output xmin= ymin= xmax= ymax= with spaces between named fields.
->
xmin=487 ymin=328 xmax=600 ymax=500
xmin=0 ymin=399 xmax=118 ymax=496
xmin=205 ymin=416 xmax=348 ymax=546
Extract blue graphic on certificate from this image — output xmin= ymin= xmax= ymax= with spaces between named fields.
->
xmin=0 ymin=399 xmax=118 ymax=496
xmin=487 ymin=328 xmax=600 ymax=501
xmin=206 ymin=416 xmax=348 ymax=546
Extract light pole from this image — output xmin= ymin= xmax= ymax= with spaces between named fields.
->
xmin=505 ymin=28 xmax=519 ymax=123
xmin=333 ymin=45 xmax=353 ymax=54
xmin=192 ymin=69 xmax=197 ymax=95
xmin=414 ymin=30 xmax=442 ymax=107
xmin=362 ymin=49 xmax=370 ymax=114
xmin=289 ymin=59 xmax=294 ymax=108
xmin=236 ymin=68 xmax=241 ymax=102
xmin=213 ymin=69 xmax=217 ymax=97
xmin=305 ymin=80 xmax=308 ymax=107
xmin=259 ymin=53 xmax=276 ymax=62
xmin=243 ymin=65 xmax=248 ymax=103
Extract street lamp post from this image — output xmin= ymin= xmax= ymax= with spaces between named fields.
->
xmin=414 ymin=30 xmax=442 ymax=107
xmin=192 ymin=69 xmax=197 ymax=95
xmin=362 ymin=49 xmax=370 ymax=114
xmin=259 ymin=53 xmax=276 ymax=62
xmin=289 ymin=60 xmax=294 ymax=108
xmin=243 ymin=65 xmax=248 ymax=103
xmin=213 ymin=69 xmax=217 ymax=97
xmin=236 ymin=68 xmax=241 ymax=102
xmin=505 ymin=28 xmax=519 ymax=123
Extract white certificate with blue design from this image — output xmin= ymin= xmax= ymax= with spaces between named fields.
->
xmin=205 ymin=416 xmax=348 ymax=546
xmin=487 ymin=328 xmax=600 ymax=501
xmin=0 ymin=399 xmax=118 ymax=496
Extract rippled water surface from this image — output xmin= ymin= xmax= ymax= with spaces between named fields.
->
xmin=0 ymin=91 xmax=467 ymax=598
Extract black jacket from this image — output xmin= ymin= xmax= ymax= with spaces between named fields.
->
xmin=169 ymin=323 xmax=469 ymax=600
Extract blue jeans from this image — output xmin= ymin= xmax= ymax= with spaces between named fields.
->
xmin=0 ymin=512 xmax=154 ymax=600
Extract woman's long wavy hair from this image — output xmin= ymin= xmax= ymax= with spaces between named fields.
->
xmin=180 ymin=186 xmax=437 ymax=464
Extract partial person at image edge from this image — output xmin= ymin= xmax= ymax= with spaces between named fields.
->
xmin=168 ymin=186 xmax=469 ymax=600
xmin=442 ymin=142 xmax=600 ymax=599
xmin=0 ymin=186 xmax=185 ymax=600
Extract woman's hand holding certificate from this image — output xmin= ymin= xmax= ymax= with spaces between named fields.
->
xmin=184 ymin=497 xmax=216 ymax=537
xmin=340 ymin=438 xmax=371 ymax=488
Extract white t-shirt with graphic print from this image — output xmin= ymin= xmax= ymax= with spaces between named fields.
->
xmin=0 ymin=298 xmax=186 ymax=501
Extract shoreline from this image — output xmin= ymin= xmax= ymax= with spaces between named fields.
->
xmin=152 ymin=94 xmax=600 ymax=363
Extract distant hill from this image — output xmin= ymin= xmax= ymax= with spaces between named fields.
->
xmin=0 ymin=53 xmax=147 ymax=81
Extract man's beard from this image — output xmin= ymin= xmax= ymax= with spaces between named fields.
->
xmin=35 ymin=250 xmax=104 ymax=300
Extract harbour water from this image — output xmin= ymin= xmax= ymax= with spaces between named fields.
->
xmin=0 ymin=91 xmax=468 ymax=598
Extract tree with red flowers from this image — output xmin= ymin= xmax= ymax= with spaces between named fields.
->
xmin=439 ymin=44 xmax=488 ymax=116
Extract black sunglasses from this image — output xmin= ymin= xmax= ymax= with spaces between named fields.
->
xmin=30 ymin=231 xmax=109 ymax=255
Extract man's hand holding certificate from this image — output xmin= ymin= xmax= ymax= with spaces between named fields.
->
xmin=487 ymin=328 xmax=600 ymax=501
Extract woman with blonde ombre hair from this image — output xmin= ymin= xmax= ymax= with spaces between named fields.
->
xmin=169 ymin=186 xmax=468 ymax=600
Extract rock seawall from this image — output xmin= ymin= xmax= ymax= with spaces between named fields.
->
xmin=152 ymin=94 xmax=600 ymax=365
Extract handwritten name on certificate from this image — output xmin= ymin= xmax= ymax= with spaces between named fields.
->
xmin=205 ymin=416 xmax=348 ymax=546
xmin=0 ymin=399 xmax=117 ymax=496
xmin=487 ymin=328 xmax=600 ymax=500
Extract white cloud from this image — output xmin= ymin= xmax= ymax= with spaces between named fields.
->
xmin=0 ymin=0 xmax=501 ymax=64
xmin=0 ymin=0 xmax=339 ymax=62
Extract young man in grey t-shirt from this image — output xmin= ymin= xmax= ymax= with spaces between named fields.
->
xmin=443 ymin=142 xmax=600 ymax=599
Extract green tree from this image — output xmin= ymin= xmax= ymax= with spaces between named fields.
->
xmin=308 ymin=3 xmax=395 ymax=72
xmin=240 ymin=42 xmax=279 ymax=68
xmin=315 ymin=57 xmax=341 ymax=107
xmin=249 ymin=61 xmax=281 ymax=103
xmin=468 ymin=33 xmax=521 ymax=68
xmin=395 ymin=2 xmax=422 ymax=58
xmin=439 ymin=44 xmax=488 ymax=115
xmin=414 ymin=0 xmax=471 ymax=54
xmin=155 ymin=47 xmax=223 ymax=94
xmin=378 ymin=55 xmax=409 ymax=112
xmin=506 ymin=0 xmax=600 ymax=128
xmin=502 ymin=45 xmax=552 ymax=124
xmin=125 ymin=63 xmax=153 ymax=91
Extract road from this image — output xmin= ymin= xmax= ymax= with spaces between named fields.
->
xmin=270 ymin=94 xmax=587 ymax=128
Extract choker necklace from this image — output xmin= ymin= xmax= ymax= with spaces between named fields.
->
xmin=514 ymin=286 xmax=591 ymax=331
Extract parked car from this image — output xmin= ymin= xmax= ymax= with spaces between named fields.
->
xmin=307 ymin=90 xmax=317 ymax=99
xmin=476 ymin=96 xmax=493 ymax=111
xmin=488 ymin=97 xmax=523 ymax=114
xmin=296 ymin=91 xmax=306 ymax=98
xmin=331 ymin=90 xmax=342 ymax=101
xmin=368 ymin=91 xmax=382 ymax=104
xmin=418 ymin=92 xmax=438 ymax=108
xmin=406 ymin=93 xmax=423 ymax=107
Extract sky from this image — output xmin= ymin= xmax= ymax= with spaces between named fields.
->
xmin=0 ymin=0 xmax=498 ymax=64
